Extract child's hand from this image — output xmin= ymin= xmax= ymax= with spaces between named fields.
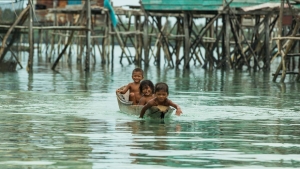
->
xmin=175 ymin=109 xmax=182 ymax=116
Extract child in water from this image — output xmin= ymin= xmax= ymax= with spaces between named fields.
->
xmin=116 ymin=68 xmax=143 ymax=105
xmin=139 ymin=82 xmax=182 ymax=118
xmin=138 ymin=80 xmax=155 ymax=105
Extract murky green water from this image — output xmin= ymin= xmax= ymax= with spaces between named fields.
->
xmin=1 ymin=53 xmax=300 ymax=168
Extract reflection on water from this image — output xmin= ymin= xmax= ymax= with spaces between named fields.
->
xmin=117 ymin=119 xmax=300 ymax=168
xmin=0 ymin=54 xmax=300 ymax=168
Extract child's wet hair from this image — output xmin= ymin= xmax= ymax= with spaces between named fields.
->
xmin=154 ymin=82 xmax=169 ymax=94
xmin=132 ymin=67 xmax=143 ymax=75
xmin=139 ymin=80 xmax=154 ymax=94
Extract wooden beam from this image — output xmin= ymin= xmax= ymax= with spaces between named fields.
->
xmin=0 ymin=25 xmax=88 ymax=30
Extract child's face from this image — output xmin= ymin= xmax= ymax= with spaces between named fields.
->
xmin=142 ymin=85 xmax=152 ymax=96
xmin=155 ymin=90 xmax=168 ymax=103
xmin=132 ymin=71 xmax=143 ymax=83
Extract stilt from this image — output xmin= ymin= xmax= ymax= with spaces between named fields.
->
xmin=143 ymin=15 xmax=149 ymax=66
xmin=27 ymin=2 xmax=34 ymax=71
xmin=183 ymin=12 xmax=190 ymax=69
xmin=225 ymin=13 xmax=231 ymax=69
xmin=264 ymin=14 xmax=270 ymax=70
xmin=85 ymin=0 xmax=91 ymax=71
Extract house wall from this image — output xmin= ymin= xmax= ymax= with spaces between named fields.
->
xmin=36 ymin=0 xmax=54 ymax=8
xmin=35 ymin=0 xmax=104 ymax=8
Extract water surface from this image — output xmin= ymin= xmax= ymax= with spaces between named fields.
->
xmin=0 ymin=53 xmax=300 ymax=169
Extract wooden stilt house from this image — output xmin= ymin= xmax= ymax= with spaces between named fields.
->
xmin=140 ymin=0 xmax=300 ymax=81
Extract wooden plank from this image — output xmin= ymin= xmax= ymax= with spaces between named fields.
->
xmin=272 ymin=72 xmax=299 ymax=75
xmin=287 ymin=53 xmax=300 ymax=57
xmin=241 ymin=2 xmax=286 ymax=12
xmin=0 ymin=25 xmax=88 ymax=30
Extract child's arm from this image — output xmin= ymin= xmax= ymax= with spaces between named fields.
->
xmin=138 ymin=97 xmax=146 ymax=105
xmin=139 ymin=102 xmax=153 ymax=118
xmin=116 ymin=83 xmax=130 ymax=94
xmin=168 ymin=100 xmax=182 ymax=116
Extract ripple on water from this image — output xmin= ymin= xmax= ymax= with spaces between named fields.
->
xmin=1 ymin=58 xmax=300 ymax=168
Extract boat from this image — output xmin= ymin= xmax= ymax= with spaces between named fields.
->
xmin=116 ymin=86 xmax=175 ymax=119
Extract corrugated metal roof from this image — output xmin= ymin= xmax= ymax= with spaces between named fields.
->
xmin=141 ymin=0 xmax=289 ymax=11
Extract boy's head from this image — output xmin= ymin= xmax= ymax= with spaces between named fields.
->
xmin=131 ymin=68 xmax=144 ymax=83
xmin=132 ymin=68 xmax=143 ymax=76
xmin=139 ymin=80 xmax=154 ymax=95
xmin=154 ymin=82 xmax=169 ymax=94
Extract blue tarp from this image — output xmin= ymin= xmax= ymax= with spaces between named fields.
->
xmin=68 ymin=0 xmax=81 ymax=5
xmin=104 ymin=0 xmax=118 ymax=28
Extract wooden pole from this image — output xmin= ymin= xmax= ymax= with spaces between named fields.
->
xmin=78 ymin=37 xmax=84 ymax=63
xmin=143 ymin=15 xmax=149 ymax=66
xmin=0 ymin=5 xmax=29 ymax=62
xmin=225 ymin=13 xmax=231 ymax=69
xmin=156 ymin=16 xmax=161 ymax=67
xmin=102 ymin=14 xmax=107 ymax=64
xmin=183 ymin=12 xmax=190 ymax=69
xmin=175 ymin=18 xmax=182 ymax=67
xmin=134 ymin=15 xmax=140 ymax=64
xmin=106 ymin=10 xmax=111 ymax=64
xmin=297 ymin=56 xmax=300 ymax=81
xmin=85 ymin=0 xmax=91 ymax=71
xmin=0 ymin=35 xmax=23 ymax=69
xmin=52 ymin=1 xmax=86 ymax=70
xmin=209 ymin=18 xmax=215 ymax=70
xmin=115 ymin=15 xmax=133 ymax=64
xmin=230 ymin=19 xmax=250 ymax=69
xmin=38 ymin=29 xmax=43 ymax=57
xmin=27 ymin=1 xmax=34 ymax=71
xmin=264 ymin=14 xmax=270 ymax=70
xmin=45 ymin=29 xmax=49 ymax=60
xmin=138 ymin=16 xmax=142 ymax=66
xmin=51 ymin=31 xmax=75 ymax=70
xmin=279 ymin=0 xmax=286 ymax=82
xmin=49 ymin=30 xmax=55 ymax=61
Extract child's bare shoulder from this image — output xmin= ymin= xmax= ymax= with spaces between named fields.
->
xmin=147 ymin=98 xmax=157 ymax=105
xmin=165 ymin=98 xmax=174 ymax=105
xmin=127 ymin=82 xmax=135 ymax=87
